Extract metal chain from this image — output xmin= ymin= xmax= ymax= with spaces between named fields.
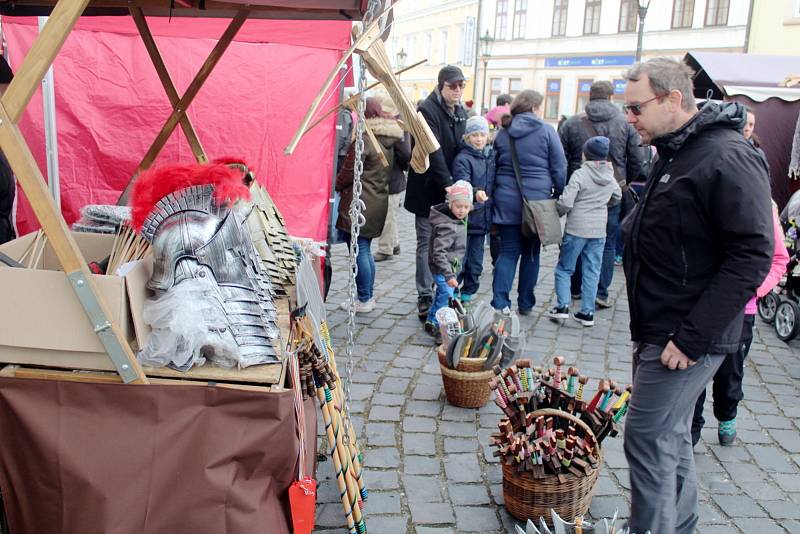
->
xmin=342 ymin=0 xmax=382 ymax=445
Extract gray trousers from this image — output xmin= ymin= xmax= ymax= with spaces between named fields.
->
xmin=414 ymin=215 xmax=433 ymax=300
xmin=624 ymin=343 xmax=724 ymax=534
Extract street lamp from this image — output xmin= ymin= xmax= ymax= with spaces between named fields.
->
xmin=635 ymin=0 xmax=652 ymax=62
xmin=479 ymin=30 xmax=495 ymax=112
xmin=396 ymin=48 xmax=407 ymax=69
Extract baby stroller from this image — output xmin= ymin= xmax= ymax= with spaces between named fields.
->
xmin=759 ymin=217 xmax=800 ymax=341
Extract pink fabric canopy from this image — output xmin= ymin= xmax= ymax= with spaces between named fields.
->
xmin=3 ymin=16 xmax=351 ymax=240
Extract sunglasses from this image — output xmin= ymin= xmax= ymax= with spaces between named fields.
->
xmin=623 ymin=94 xmax=665 ymax=116
xmin=445 ymin=81 xmax=466 ymax=90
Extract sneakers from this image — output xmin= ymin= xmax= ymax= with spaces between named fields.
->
xmin=518 ymin=308 xmax=533 ymax=316
xmin=595 ymin=297 xmax=612 ymax=309
xmin=424 ymin=320 xmax=443 ymax=345
xmin=547 ymin=306 xmax=569 ymax=320
xmin=460 ymin=293 xmax=473 ymax=303
xmin=718 ymin=419 xmax=737 ymax=446
xmin=572 ymin=311 xmax=595 ymax=327
xmin=340 ymin=298 xmax=376 ymax=314
xmin=393 ymin=245 xmax=401 ymax=255
xmin=374 ymin=252 xmax=392 ymax=262
xmin=614 ymin=255 xmax=623 ymax=266
xmin=417 ymin=296 xmax=433 ymax=321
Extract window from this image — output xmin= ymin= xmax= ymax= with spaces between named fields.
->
xmin=552 ymin=0 xmax=568 ymax=36
xmin=545 ymin=79 xmax=561 ymax=120
xmin=496 ymin=0 xmax=509 ymax=39
xmin=576 ymin=79 xmax=593 ymax=113
xmin=424 ymin=33 xmax=433 ymax=61
xmin=490 ymin=78 xmax=503 ymax=107
xmin=440 ymin=30 xmax=448 ymax=64
xmin=463 ymin=16 xmax=476 ymax=66
xmin=619 ymin=0 xmax=638 ymax=32
xmin=704 ymin=0 xmax=729 ymax=26
xmin=509 ymin=78 xmax=522 ymax=96
xmin=671 ymin=0 xmax=695 ymax=28
xmin=513 ymin=0 xmax=528 ymax=39
xmin=457 ymin=24 xmax=465 ymax=64
xmin=405 ymin=34 xmax=416 ymax=61
xmin=584 ymin=0 xmax=602 ymax=34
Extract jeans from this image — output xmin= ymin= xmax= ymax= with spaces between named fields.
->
xmin=414 ymin=216 xmax=433 ymax=300
xmin=491 ymin=224 xmax=540 ymax=311
xmin=554 ymin=233 xmax=605 ymax=315
xmin=427 ymin=274 xmax=455 ymax=325
xmin=625 ymin=343 xmax=725 ymax=534
xmin=692 ymin=314 xmax=755 ymax=442
xmin=458 ymin=234 xmax=486 ymax=296
xmin=343 ymin=233 xmax=375 ymax=303
xmin=570 ymin=202 xmax=621 ymax=300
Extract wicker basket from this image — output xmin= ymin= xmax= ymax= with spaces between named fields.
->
xmin=436 ymin=348 xmax=493 ymax=408
xmin=502 ymin=408 xmax=602 ymax=524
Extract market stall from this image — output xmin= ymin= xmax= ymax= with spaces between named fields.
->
xmin=0 ymin=1 xmax=374 ymax=532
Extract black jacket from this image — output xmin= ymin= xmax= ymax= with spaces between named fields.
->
xmin=452 ymin=143 xmax=495 ymax=235
xmin=0 ymin=152 xmax=15 ymax=244
xmin=622 ymin=102 xmax=773 ymax=359
xmin=559 ymin=99 xmax=644 ymax=186
xmin=404 ymin=89 xmax=468 ymax=217
xmin=389 ymin=131 xmax=412 ymax=194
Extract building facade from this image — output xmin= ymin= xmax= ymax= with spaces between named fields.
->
xmin=478 ymin=0 xmax=750 ymax=122
xmin=746 ymin=0 xmax=800 ymax=55
xmin=388 ymin=0 xmax=480 ymax=102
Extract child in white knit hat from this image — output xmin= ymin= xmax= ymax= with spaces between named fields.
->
xmin=424 ymin=180 xmax=474 ymax=343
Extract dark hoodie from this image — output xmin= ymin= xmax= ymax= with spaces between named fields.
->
xmin=559 ymin=99 xmax=644 ymax=184
xmin=490 ymin=112 xmax=567 ymax=226
xmin=622 ymin=102 xmax=773 ymax=359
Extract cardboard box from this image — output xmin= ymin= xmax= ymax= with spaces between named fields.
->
xmin=0 ymin=231 xmax=151 ymax=372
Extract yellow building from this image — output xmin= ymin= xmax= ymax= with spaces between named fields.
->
xmin=388 ymin=0 xmax=480 ymax=104
xmin=746 ymin=0 xmax=800 ymax=54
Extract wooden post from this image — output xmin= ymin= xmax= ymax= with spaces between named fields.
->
xmin=118 ymin=9 xmax=249 ymax=204
xmin=0 ymin=0 xmax=148 ymax=384
xmin=130 ymin=7 xmax=207 ymax=165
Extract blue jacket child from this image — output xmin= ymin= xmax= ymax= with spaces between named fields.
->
xmin=451 ymin=116 xmax=495 ymax=300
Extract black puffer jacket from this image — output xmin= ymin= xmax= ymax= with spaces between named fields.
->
xmin=0 ymin=153 xmax=15 ymax=244
xmin=622 ymin=102 xmax=773 ymax=359
xmin=404 ymin=89 xmax=468 ymax=217
xmin=559 ymin=99 xmax=644 ymax=186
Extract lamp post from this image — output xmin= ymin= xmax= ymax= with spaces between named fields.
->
xmin=479 ymin=30 xmax=495 ymax=113
xmin=635 ymin=0 xmax=652 ymax=62
xmin=396 ymin=48 xmax=407 ymax=69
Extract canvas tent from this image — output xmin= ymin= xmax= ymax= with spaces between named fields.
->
xmin=685 ymin=51 xmax=800 ymax=208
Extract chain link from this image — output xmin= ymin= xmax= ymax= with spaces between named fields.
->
xmin=342 ymin=0 xmax=382 ymax=445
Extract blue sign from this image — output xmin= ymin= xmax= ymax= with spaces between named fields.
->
xmin=614 ymin=79 xmax=627 ymax=94
xmin=547 ymin=80 xmax=561 ymax=92
xmin=545 ymin=55 xmax=635 ymax=68
xmin=578 ymin=81 xmax=593 ymax=93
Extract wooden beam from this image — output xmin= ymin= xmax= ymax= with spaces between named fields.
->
xmin=129 ymin=7 xmax=207 ymax=164
xmin=118 ymin=9 xmax=249 ymax=204
xmin=1 ymin=0 xmax=90 ymax=125
xmin=0 ymin=103 xmax=149 ymax=384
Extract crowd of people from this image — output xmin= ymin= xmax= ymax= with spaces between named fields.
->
xmin=334 ymin=56 xmax=785 ymax=534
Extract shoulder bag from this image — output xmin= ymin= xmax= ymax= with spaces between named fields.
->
xmin=509 ymin=137 xmax=563 ymax=246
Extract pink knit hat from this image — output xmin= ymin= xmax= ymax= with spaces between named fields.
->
xmin=447 ymin=180 xmax=473 ymax=206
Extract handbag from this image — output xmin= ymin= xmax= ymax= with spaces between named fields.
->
xmin=509 ymin=137 xmax=563 ymax=246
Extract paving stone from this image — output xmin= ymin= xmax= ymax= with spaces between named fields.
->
xmin=742 ymin=481 xmax=785 ymax=500
xmin=757 ymin=414 xmax=795 ymax=429
xmin=379 ymin=377 xmax=411 ymax=394
xmin=315 ymin=503 xmax=347 ymax=528
xmin=439 ymin=421 xmax=476 ymax=437
xmin=364 ymin=469 xmax=400 ymax=490
xmin=405 ymin=400 xmax=441 ymax=417
xmin=711 ymin=494 xmax=767 ymax=517
xmin=734 ymin=517 xmax=784 ymax=532
xmin=773 ymin=473 xmax=800 ymax=493
xmin=408 ymin=502 xmax=455 ymax=525
xmin=453 ymin=506 xmax=501 ymax=532
xmin=403 ymin=432 xmax=437 ymax=455
xmin=364 ymin=447 xmax=401 ymax=469
xmin=361 ymin=515 xmax=408 ymax=532
xmin=444 ymin=437 xmax=478 ymax=454
xmin=441 ymin=405 xmax=477 ymax=422
xmin=404 ymin=455 xmax=441 ymax=475
xmin=368 ymin=405 xmax=402 ymax=422
xmin=415 ymin=528 xmax=455 ymax=534
xmin=589 ymin=496 xmax=630 ymax=519
xmin=403 ymin=416 xmax=437 ymax=433
xmin=366 ymin=422 xmax=396 ymax=446
xmin=412 ymin=384 xmax=442 ymax=401
xmin=759 ymin=499 xmax=800 ymax=519
xmin=768 ymin=429 xmax=800 ymax=453
xmin=444 ymin=454 xmax=482 ymax=483
xmin=746 ymin=444 xmax=798 ymax=472
xmin=448 ymin=484 xmax=491 ymax=505
xmin=403 ymin=474 xmax=446 ymax=502
xmin=385 ymin=366 xmax=414 ymax=378
xmin=366 ymin=491 xmax=402 ymax=514
xmin=371 ymin=392 xmax=406 ymax=406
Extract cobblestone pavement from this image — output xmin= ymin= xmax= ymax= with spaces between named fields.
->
xmin=314 ymin=207 xmax=800 ymax=534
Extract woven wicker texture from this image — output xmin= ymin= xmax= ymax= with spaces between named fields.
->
xmin=436 ymin=347 xmax=493 ymax=408
xmin=501 ymin=409 xmax=602 ymax=524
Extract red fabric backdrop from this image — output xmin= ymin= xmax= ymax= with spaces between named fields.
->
xmin=2 ymin=16 xmax=350 ymax=240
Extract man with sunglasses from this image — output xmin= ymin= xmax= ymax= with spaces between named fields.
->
xmin=404 ymin=65 xmax=469 ymax=320
xmin=620 ymin=57 xmax=773 ymax=534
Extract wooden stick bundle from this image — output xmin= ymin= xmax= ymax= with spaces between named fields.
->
xmin=106 ymin=224 xmax=151 ymax=275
